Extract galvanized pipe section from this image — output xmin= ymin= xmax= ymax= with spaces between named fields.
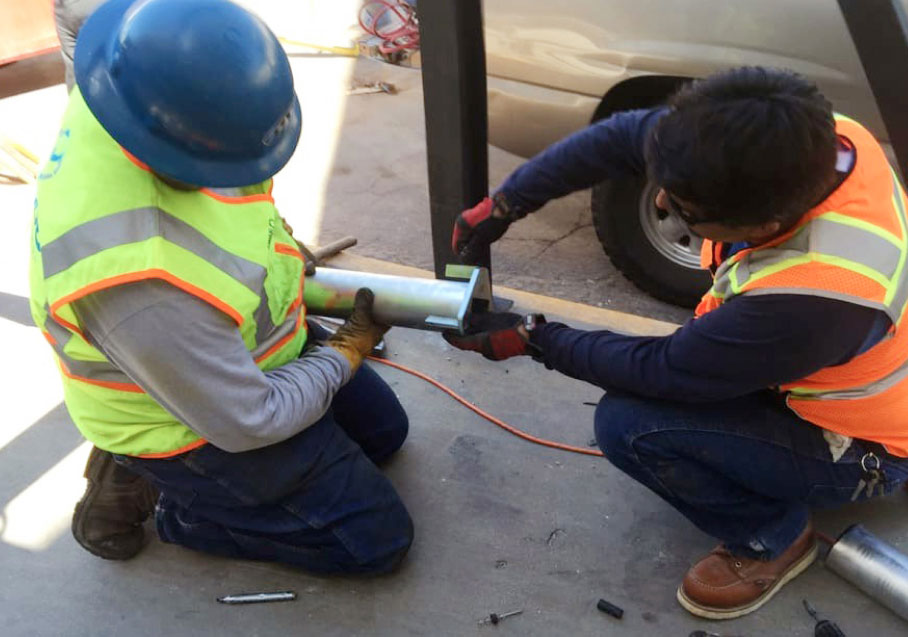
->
xmin=826 ymin=524 xmax=908 ymax=620
xmin=302 ymin=267 xmax=491 ymax=334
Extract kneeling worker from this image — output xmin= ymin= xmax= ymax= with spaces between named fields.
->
xmin=30 ymin=0 xmax=413 ymax=574
xmin=447 ymin=67 xmax=908 ymax=618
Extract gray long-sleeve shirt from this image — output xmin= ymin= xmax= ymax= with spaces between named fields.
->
xmin=55 ymin=0 xmax=103 ymax=91
xmin=72 ymin=280 xmax=353 ymax=453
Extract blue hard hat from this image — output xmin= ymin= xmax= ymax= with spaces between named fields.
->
xmin=74 ymin=0 xmax=301 ymax=187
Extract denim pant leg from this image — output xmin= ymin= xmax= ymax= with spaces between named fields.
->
xmin=119 ymin=409 xmax=413 ymax=575
xmin=331 ymin=362 xmax=409 ymax=466
xmin=594 ymin=390 xmax=908 ymax=559
xmin=306 ymin=320 xmax=409 ymax=465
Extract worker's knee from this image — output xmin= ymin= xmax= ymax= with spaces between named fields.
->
xmin=361 ymin=403 xmax=408 ymax=467
xmin=382 ymin=403 xmax=409 ymax=457
xmin=365 ymin=513 xmax=414 ymax=575
xmin=346 ymin=504 xmax=415 ymax=575
xmin=594 ymin=392 xmax=648 ymax=466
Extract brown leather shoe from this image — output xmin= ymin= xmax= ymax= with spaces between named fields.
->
xmin=71 ymin=446 xmax=158 ymax=560
xmin=677 ymin=522 xmax=817 ymax=619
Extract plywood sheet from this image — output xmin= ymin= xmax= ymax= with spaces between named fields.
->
xmin=0 ymin=0 xmax=59 ymax=65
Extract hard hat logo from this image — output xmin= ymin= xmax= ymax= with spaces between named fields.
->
xmin=73 ymin=0 xmax=302 ymax=188
xmin=262 ymin=110 xmax=294 ymax=148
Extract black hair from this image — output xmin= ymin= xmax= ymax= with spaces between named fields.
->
xmin=645 ymin=66 xmax=838 ymax=227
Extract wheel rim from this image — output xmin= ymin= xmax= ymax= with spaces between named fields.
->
xmin=638 ymin=182 xmax=703 ymax=270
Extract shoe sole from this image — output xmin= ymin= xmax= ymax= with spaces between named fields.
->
xmin=675 ymin=541 xmax=819 ymax=620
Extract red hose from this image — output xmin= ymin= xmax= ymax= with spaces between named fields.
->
xmin=367 ymin=356 xmax=605 ymax=458
xmin=358 ymin=1 xmax=420 ymax=55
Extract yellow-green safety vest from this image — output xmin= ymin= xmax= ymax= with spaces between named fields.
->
xmin=29 ymin=89 xmax=308 ymax=457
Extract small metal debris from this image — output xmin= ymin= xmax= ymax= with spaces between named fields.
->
xmin=217 ymin=591 xmax=297 ymax=604
xmin=494 ymin=559 xmax=508 ymax=569
xmin=479 ymin=609 xmax=523 ymax=626
xmin=803 ymin=600 xmax=847 ymax=636
xmin=596 ymin=598 xmax=623 ymax=619
xmin=347 ymin=81 xmax=397 ymax=96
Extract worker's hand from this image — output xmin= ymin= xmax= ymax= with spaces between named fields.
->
xmin=281 ymin=217 xmax=316 ymax=275
xmin=326 ymin=288 xmax=389 ymax=372
xmin=443 ymin=312 xmax=541 ymax=361
xmin=451 ymin=195 xmax=512 ymax=263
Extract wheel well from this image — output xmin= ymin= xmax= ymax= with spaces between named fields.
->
xmin=591 ymin=75 xmax=692 ymax=123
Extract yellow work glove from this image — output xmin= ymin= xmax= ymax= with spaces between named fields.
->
xmin=326 ymin=288 xmax=389 ymax=373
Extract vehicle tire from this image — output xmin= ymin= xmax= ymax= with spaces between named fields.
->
xmin=592 ymin=175 xmax=711 ymax=308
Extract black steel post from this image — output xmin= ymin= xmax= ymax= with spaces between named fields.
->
xmin=838 ymin=0 xmax=908 ymax=181
xmin=417 ymin=0 xmax=490 ymax=279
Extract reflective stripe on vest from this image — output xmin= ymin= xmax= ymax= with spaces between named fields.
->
xmin=39 ymin=205 xmax=290 ymax=346
xmin=40 ymin=303 xmax=140 ymax=389
xmin=40 ymin=206 xmax=307 ymax=381
xmin=694 ymin=115 xmax=908 ymax=455
xmin=41 ymin=207 xmax=266 ymax=286
xmin=710 ymin=176 xmax=908 ymax=324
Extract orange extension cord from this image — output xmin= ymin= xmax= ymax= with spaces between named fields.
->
xmin=367 ymin=356 xmax=849 ymax=547
xmin=367 ymin=356 xmax=605 ymax=458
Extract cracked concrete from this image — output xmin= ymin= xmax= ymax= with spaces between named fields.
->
xmin=530 ymin=220 xmax=595 ymax=260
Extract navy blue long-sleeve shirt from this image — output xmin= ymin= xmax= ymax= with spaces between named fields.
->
xmin=504 ymin=108 xmax=891 ymax=402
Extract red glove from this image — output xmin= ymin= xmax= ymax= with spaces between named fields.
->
xmin=451 ymin=196 xmax=512 ymax=262
xmin=443 ymin=312 xmax=544 ymax=361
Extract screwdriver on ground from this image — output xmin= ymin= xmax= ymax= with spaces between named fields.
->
xmin=803 ymin=600 xmax=847 ymax=636
xmin=479 ymin=609 xmax=523 ymax=625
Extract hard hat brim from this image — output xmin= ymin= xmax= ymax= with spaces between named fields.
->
xmin=73 ymin=0 xmax=302 ymax=188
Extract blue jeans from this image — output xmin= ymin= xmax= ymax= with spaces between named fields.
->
xmin=595 ymin=390 xmax=908 ymax=559
xmin=118 ymin=360 xmax=413 ymax=575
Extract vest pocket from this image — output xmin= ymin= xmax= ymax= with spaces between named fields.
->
xmin=264 ymin=241 xmax=304 ymax=325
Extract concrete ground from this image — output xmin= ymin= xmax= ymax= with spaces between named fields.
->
xmin=2 ymin=17 xmax=907 ymax=636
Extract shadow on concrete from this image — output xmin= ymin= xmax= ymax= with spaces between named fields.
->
xmin=0 ymin=402 xmax=82 ymax=509
xmin=0 ymin=291 xmax=33 ymax=326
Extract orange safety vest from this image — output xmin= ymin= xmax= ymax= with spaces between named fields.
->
xmin=696 ymin=115 xmax=908 ymax=456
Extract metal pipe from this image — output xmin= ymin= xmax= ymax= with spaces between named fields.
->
xmin=825 ymin=524 xmax=908 ymax=620
xmin=311 ymin=236 xmax=357 ymax=263
xmin=302 ymin=266 xmax=491 ymax=333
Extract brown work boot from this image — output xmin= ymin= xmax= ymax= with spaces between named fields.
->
xmin=677 ymin=522 xmax=817 ymax=619
xmin=71 ymin=446 xmax=158 ymax=560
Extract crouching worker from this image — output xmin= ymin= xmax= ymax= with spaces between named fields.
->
xmin=446 ymin=67 xmax=908 ymax=617
xmin=29 ymin=0 xmax=413 ymax=574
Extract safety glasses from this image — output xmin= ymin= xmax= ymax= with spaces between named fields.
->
xmin=662 ymin=192 xmax=716 ymax=226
